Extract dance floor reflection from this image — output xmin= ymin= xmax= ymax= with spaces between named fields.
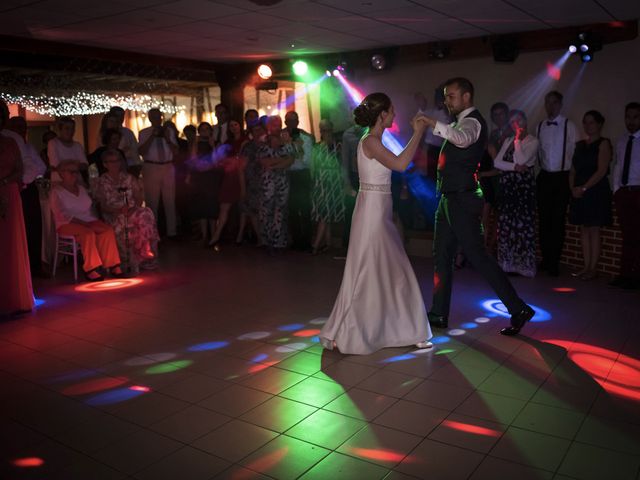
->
xmin=2 ymin=244 xmax=639 ymax=479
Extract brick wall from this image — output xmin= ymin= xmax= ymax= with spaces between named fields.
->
xmin=560 ymin=207 xmax=622 ymax=276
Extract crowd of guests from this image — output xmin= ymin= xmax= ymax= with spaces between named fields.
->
xmin=1 ymin=87 xmax=639 ymax=316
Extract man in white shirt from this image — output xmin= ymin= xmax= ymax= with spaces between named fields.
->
xmin=5 ymin=116 xmax=46 ymax=275
xmin=47 ymin=116 xmax=89 ymax=183
xmin=138 ymin=108 xmax=178 ymax=238
xmin=610 ymin=102 xmax=640 ymax=289
xmin=536 ymin=91 xmax=578 ymax=276
xmin=421 ymin=77 xmax=534 ymax=336
xmin=109 ymin=106 xmax=141 ymax=176
xmin=211 ymin=104 xmax=230 ymax=147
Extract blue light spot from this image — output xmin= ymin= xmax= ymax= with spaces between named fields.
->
xmin=460 ymin=322 xmax=478 ymax=329
xmin=251 ymin=353 xmax=268 ymax=363
xmin=34 ymin=298 xmax=45 ymax=307
xmin=431 ymin=336 xmax=450 ymax=344
xmin=85 ymin=387 xmax=146 ymax=406
xmin=278 ymin=324 xmax=305 ymax=331
xmin=310 ymin=336 xmax=320 ymax=343
xmin=481 ymin=298 xmax=551 ymax=323
xmin=187 ymin=341 xmax=229 ymax=352
xmin=380 ymin=354 xmax=415 ymax=363
xmin=48 ymin=368 xmax=97 ymax=384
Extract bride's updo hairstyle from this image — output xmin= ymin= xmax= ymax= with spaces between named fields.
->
xmin=353 ymin=92 xmax=391 ymax=128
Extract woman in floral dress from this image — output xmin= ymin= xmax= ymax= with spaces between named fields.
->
xmin=310 ymin=119 xmax=345 ymax=254
xmin=95 ymin=149 xmax=159 ymax=271
xmin=493 ymin=110 xmax=539 ymax=277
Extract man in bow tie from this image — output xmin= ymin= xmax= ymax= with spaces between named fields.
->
xmin=536 ymin=91 xmax=578 ymax=276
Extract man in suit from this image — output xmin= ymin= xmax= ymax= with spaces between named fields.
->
xmin=420 ymin=78 xmax=534 ymax=336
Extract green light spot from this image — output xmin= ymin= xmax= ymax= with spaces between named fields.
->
xmin=145 ymin=360 xmax=192 ymax=374
xmin=436 ymin=349 xmax=456 ymax=355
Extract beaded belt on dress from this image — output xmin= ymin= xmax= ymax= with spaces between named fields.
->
xmin=359 ymin=182 xmax=391 ymax=193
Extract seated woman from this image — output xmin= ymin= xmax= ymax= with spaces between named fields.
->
xmin=88 ymin=127 xmax=126 ymax=176
xmin=94 ymin=149 xmax=159 ymax=272
xmin=493 ymin=110 xmax=539 ymax=278
xmin=50 ymin=160 xmax=122 ymax=281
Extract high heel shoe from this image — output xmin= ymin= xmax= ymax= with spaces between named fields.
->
xmin=415 ymin=341 xmax=433 ymax=350
xmin=211 ymin=240 xmax=221 ymax=253
xmin=84 ymin=268 xmax=104 ymax=282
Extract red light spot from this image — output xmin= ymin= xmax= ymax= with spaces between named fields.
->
xmin=553 ymin=287 xmax=575 ymax=292
xmin=240 ymin=447 xmax=288 ymax=473
xmin=545 ymin=339 xmax=640 ymax=401
xmin=609 ymin=21 xmax=625 ymax=28
xmin=389 ymin=122 xmax=400 ymax=134
xmin=75 ymin=278 xmax=143 ymax=292
xmin=62 ymin=376 xmax=128 ymax=396
xmin=442 ymin=420 xmax=502 ymax=437
xmin=129 ymin=385 xmax=151 ymax=392
xmin=12 ymin=457 xmax=44 ymax=468
xmin=349 ymin=447 xmax=407 ymax=463
xmin=546 ymin=62 xmax=561 ymax=81
xmin=248 ymin=361 xmax=279 ymax=374
xmin=293 ymin=329 xmax=321 ymax=337
xmin=438 ymin=153 xmax=446 ymax=170
xmin=434 ymin=272 xmax=440 ymax=290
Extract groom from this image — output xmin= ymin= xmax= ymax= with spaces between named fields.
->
xmin=420 ymin=77 xmax=534 ymax=335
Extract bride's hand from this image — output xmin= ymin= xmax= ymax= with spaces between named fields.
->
xmin=411 ymin=114 xmax=428 ymax=132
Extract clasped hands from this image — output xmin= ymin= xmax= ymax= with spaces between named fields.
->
xmin=411 ymin=113 xmax=436 ymax=131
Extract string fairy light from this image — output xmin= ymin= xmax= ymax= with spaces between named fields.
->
xmin=0 ymin=92 xmax=186 ymax=117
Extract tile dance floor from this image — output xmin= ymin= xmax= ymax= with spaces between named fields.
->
xmin=2 ymin=243 xmax=640 ymax=480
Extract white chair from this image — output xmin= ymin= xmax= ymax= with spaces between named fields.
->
xmin=52 ymin=233 xmax=81 ymax=283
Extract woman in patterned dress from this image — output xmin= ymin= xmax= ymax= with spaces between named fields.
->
xmin=310 ymin=119 xmax=345 ymax=254
xmin=95 ymin=149 xmax=159 ymax=272
xmin=257 ymin=116 xmax=295 ymax=254
xmin=493 ymin=110 xmax=539 ymax=277
xmin=236 ymin=123 xmax=266 ymax=245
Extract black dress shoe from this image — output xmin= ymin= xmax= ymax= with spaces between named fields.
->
xmin=500 ymin=304 xmax=535 ymax=336
xmin=428 ymin=312 xmax=448 ymax=329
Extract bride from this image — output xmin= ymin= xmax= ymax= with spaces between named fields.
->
xmin=320 ymin=93 xmax=433 ymax=355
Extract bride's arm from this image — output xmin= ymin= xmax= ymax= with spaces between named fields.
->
xmin=363 ymin=117 xmax=427 ymax=172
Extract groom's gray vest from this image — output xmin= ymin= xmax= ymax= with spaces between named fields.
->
xmin=437 ymin=109 xmax=488 ymax=194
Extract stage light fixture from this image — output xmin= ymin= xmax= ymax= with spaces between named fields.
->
xmin=325 ymin=69 xmax=332 ymax=77
xmin=257 ymin=64 xmax=272 ymax=80
xmin=570 ymin=32 xmax=602 ymax=62
xmin=292 ymin=60 xmax=308 ymax=76
xmin=371 ymin=53 xmax=386 ymax=71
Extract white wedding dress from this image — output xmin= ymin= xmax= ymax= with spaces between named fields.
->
xmin=320 ymin=138 xmax=432 ymax=355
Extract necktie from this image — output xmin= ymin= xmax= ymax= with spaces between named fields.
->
xmin=546 ymin=121 xmax=558 ymax=126
xmin=157 ymin=137 xmax=166 ymax=163
xmin=622 ymin=135 xmax=633 ymax=186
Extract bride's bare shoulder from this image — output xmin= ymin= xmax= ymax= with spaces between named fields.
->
xmin=361 ymin=135 xmax=380 ymax=158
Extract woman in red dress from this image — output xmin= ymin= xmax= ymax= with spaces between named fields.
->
xmin=210 ymin=119 xmax=246 ymax=250
xmin=0 ymin=100 xmax=34 ymax=316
